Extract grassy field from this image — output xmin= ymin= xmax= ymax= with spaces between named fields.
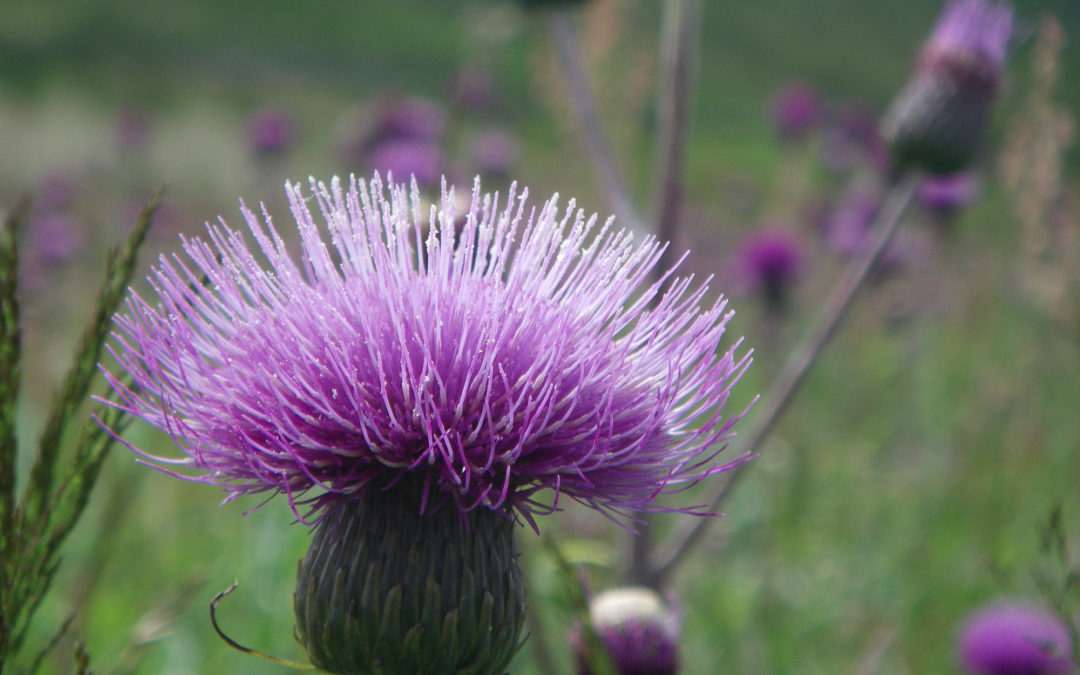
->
xmin=2 ymin=1 xmax=1080 ymax=673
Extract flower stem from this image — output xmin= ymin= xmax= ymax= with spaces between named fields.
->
xmin=624 ymin=0 xmax=703 ymax=589
xmin=651 ymin=171 xmax=920 ymax=586
xmin=548 ymin=10 xmax=644 ymax=236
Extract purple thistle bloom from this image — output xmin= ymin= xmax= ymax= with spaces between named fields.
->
xmin=735 ymin=226 xmax=805 ymax=311
xmin=769 ymin=82 xmax=821 ymax=142
xmin=375 ymin=96 xmax=446 ymax=142
xmin=247 ymin=107 xmax=296 ymax=157
xmin=958 ymin=602 xmax=1073 ymax=674
xmin=367 ymin=139 xmax=443 ymax=189
xmin=572 ymin=587 xmax=680 ymax=675
xmin=922 ymin=0 xmax=1013 ymax=74
xmin=882 ymin=0 xmax=1013 ymax=173
xmin=918 ymin=171 xmax=980 ymax=217
xmin=104 ymin=175 xmax=752 ymax=527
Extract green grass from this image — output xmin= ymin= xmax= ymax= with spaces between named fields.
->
xmin=2 ymin=1 xmax=1079 ymax=673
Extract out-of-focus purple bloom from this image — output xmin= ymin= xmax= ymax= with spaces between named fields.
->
xmin=104 ymin=174 xmax=752 ymax=526
xmin=469 ymin=128 xmax=519 ymax=178
xmin=247 ymin=107 xmax=296 ymax=157
xmin=882 ymin=0 xmax=1014 ymax=173
xmin=368 ymin=140 xmax=443 ymax=188
xmin=958 ymin=602 xmax=1073 ymax=674
xmin=922 ymin=0 xmax=1013 ymax=73
xmin=375 ymin=96 xmax=446 ymax=142
xmin=37 ymin=171 xmax=78 ymax=211
xmin=918 ymin=171 xmax=980 ymax=217
xmin=451 ymin=68 xmax=493 ymax=110
xmin=769 ymin=82 xmax=821 ymax=142
xmin=735 ymin=226 xmax=805 ymax=310
xmin=572 ymin=587 xmax=680 ymax=675
xmin=28 ymin=211 xmax=83 ymax=264
xmin=824 ymin=191 xmax=880 ymax=256
xmin=115 ymin=107 xmax=151 ymax=152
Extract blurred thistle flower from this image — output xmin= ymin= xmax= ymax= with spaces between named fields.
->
xmin=571 ymin=587 xmax=680 ymax=675
xmin=734 ymin=226 xmax=805 ymax=312
xmin=104 ymin=175 xmax=751 ymax=672
xmin=368 ymin=139 xmax=443 ymax=188
xmin=958 ymin=602 xmax=1074 ymax=674
xmin=881 ymin=0 xmax=1013 ymax=174
xmin=918 ymin=171 xmax=981 ymax=218
xmin=824 ymin=190 xmax=881 ymax=256
xmin=469 ymin=128 xmax=520 ymax=179
xmin=375 ymin=96 xmax=446 ymax=142
xmin=38 ymin=170 xmax=79 ymax=210
xmin=769 ymin=82 xmax=821 ymax=142
xmin=28 ymin=211 xmax=84 ymax=265
xmin=247 ymin=107 xmax=296 ymax=157
xmin=450 ymin=67 xmax=493 ymax=110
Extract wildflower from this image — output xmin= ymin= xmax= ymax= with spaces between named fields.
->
xmin=571 ymin=587 xmax=680 ymax=675
xmin=247 ymin=107 xmax=295 ymax=157
xmin=769 ymin=82 xmax=821 ymax=142
xmin=368 ymin=139 xmax=443 ymax=188
xmin=882 ymin=0 xmax=1013 ymax=174
xmin=104 ymin=175 xmax=751 ymax=672
xmin=734 ymin=226 xmax=804 ymax=312
xmin=374 ymin=96 xmax=446 ymax=143
xmin=958 ymin=602 xmax=1073 ymax=674
xmin=918 ymin=171 xmax=980 ymax=219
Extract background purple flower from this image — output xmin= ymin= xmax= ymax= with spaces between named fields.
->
xmin=247 ymin=106 xmax=296 ymax=156
xmin=374 ymin=96 xmax=446 ymax=142
xmin=919 ymin=171 xmax=981 ymax=217
xmin=958 ymin=602 xmax=1073 ymax=674
xmin=105 ymin=175 xmax=751 ymax=525
xmin=769 ymin=82 xmax=821 ymax=141
xmin=367 ymin=139 xmax=443 ymax=187
xmin=734 ymin=226 xmax=805 ymax=310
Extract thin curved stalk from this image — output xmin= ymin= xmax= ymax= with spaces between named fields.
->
xmin=651 ymin=172 xmax=920 ymax=586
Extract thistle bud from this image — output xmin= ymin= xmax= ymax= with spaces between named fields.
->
xmin=572 ymin=587 xmax=680 ymax=675
xmin=294 ymin=475 xmax=524 ymax=674
xmin=881 ymin=0 xmax=1013 ymax=174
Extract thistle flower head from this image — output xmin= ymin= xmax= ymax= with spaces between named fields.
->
xmin=958 ymin=602 xmax=1074 ymax=674
xmin=922 ymin=0 xmax=1013 ymax=83
xmin=572 ymin=586 xmax=680 ymax=675
xmin=918 ymin=171 xmax=980 ymax=217
xmin=769 ymin=82 xmax=821 ymax=142
xmin=735 ymin=226 xmax=805 ymax=311
xmin=105 ymin=175 xmax=751 ymax=527
xmin=882 ymin=0 xmax=1013 ymax=174
xmin=247 ymin=107 xmax=295 ymax=157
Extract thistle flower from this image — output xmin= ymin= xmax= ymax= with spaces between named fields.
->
xmin=958 ymin=602 xmax=1074 ymax=674
xmin=104 ymin=175 xmax=751 ymax=672
xmin=368 ymin=139 xmax=443 ymax=188
xmin=734 ymin=226 xmax=805 ymax=312
xmin=918 ymin=171 xmax=980 ymax=218
xmin=881 ymin=0 xmax=1013 ymax=174
xmin=571 ymin=587 xmax=680 ymax=675
xmin=247 ymin=107 xmax=296 ymax=157
xmin=769 ymin=82 xmax=821 ymax=142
